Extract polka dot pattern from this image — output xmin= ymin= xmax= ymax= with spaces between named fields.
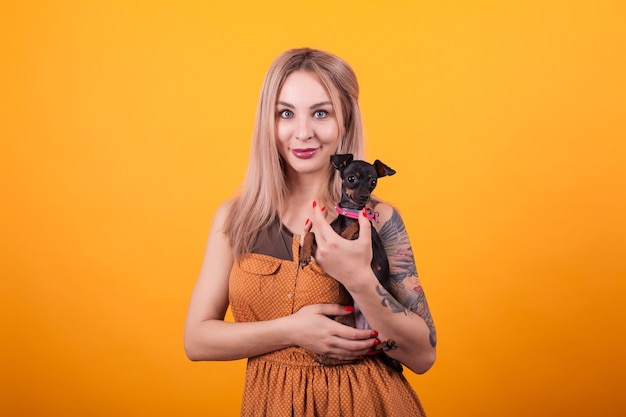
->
xmin=229 ymin=234 xmax=426 ymax=416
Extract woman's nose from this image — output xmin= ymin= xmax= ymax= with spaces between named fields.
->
xmin=295 ymin=117 xmax=313 ymax=141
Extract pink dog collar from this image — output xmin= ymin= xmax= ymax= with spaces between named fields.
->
xmin=335 ymin=204 xmax=379 ymax=223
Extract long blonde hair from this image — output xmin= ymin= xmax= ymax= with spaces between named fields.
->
xmin=224 ymin=48 xmax=365 ymax=259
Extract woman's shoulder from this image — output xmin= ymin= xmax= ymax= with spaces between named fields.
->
xmin=216 ymin=197 xmax=236 ymax=215
xmin=211 ymin=198 xmax=238 ymax=228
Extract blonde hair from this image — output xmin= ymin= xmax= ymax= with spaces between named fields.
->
xmin=224 ymin=48 xmax=365 ymax=259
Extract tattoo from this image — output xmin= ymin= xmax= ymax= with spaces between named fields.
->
xmin=409 ymin=285 xmax=437 ymax=347
xmin=382 ymin=339 xmax=398 ymax=351
xmin=378 ymin=208 xmax=437 ymax=348
xmin=375 ymin=285 xmax=408 ymax=315
xmin=378 ymin=209 xmax=418 ymax=282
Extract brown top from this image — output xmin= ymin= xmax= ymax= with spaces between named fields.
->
xmin=251 ymin=219 xmax=294 ymax=260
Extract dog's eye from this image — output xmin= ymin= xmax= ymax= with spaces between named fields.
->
xmin=347 ymin=175 xmax=356 ymax=183
xmin=370 ymin=179 xmax=377 ymax=187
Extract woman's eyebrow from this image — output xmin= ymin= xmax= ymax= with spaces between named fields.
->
xmin=276 ymin=101 xmax=333 ymax=109
xmin=276 ymin=101 xmax=294 ymax=109
xmin=310 ymin=101 xmax=333 ymax=109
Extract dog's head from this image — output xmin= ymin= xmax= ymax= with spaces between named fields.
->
xmin=331 ymin=154 xmax=396 ymax=209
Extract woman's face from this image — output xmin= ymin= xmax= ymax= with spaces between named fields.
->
xmin=275 ymin=70 xmax=340 ymax=177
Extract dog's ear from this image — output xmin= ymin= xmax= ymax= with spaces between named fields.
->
xmin=330 ymin=154 xmax=353 ymax=171
xmin=373 ymin=160 xmax=396 ymax=178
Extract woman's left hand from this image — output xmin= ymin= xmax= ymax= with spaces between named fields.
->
xmin=306 ymin=202 xmax=374 ymax=291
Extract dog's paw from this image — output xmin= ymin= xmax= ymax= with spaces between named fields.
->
xmin=298 ymin=251 xmax=311 ymax=269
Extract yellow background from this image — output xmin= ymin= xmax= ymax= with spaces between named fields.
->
xmin=2 ymin=1 xmax=625 ymax=416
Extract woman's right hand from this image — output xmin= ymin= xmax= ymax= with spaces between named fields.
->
xmin=287 ymin=303 xmax=380 ymax=361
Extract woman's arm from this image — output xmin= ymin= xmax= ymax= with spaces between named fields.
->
xmin=376 ymin=204 xmax=437 ymax=350
xmin=184 ymin=201 xmax=379 ymax=362
xmin=309 ymin=203 xmax=437 ymax=374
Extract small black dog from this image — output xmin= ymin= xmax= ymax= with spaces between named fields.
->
xmin=299 ymin=153 xmax=402 ymax=372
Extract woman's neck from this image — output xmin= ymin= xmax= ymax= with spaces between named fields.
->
xmin=281 ymin=173 xmax=333 ymax=232
xmin=284 ymin=172 xmax=327 ymax=204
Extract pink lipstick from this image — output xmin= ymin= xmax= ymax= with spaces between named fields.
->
xmin=291 ymin=148 xmax=318 ymax=159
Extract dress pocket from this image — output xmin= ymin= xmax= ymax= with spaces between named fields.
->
xmin=237 ymin=253 xmax=282 ymax=275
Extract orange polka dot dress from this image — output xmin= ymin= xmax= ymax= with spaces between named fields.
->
xmin=229 ymin=224 xmax=426 ymax=416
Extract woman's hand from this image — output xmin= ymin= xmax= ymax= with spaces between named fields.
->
xmin=287 ymin=303 xmax=379 ymax=361
xmin=306 ymin=202 xmax=374 ymax=291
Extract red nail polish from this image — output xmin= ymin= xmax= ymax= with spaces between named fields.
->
xmin=321 ymin=206 xmax=326 ymax=212
xmin=367 ymin=349 xmax=377 ymax=355
xmin=371 ymin=331 xmax=378 ymax=338
xmin=373 ymin=339 xmax=381 ymax=346
xmin=313 ymin=201 xmax=317 ymax=208
xmin=344 ymin=306 xmax=354 ymax=312
xmin=362 ymin=207 xmax=367 ymax=216
xmin=305 ymin=218 xmax=310 ymax=225
xmin=356 ymin=355 xmax=364 ymax=360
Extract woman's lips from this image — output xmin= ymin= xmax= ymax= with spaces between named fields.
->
xmin=291 ymin=148 xmax=319 ymax=159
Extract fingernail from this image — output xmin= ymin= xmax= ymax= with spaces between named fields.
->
xmin=367 ymin=349 xmax=377 ymax=355
xmin=344 ymin=306 xmax=354 ymax=312
xmin=313 ymin=201 xmax=317 ymax=208
xmin=373 ymin=339 xmax=381 ymax=346
xmin=356 ymin=355 xmax=364 ymax=360
xmin=305 ymin=218 xmax=310 ymax=225
xmin=371 ymin=331 xmax=378 ymax=338
xmin=362 ymin=207 xmax=367 ymax=216
xmin=321 ymin=206 xmax=326 ymax=212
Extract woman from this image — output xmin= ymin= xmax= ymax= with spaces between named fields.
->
xmin=184 ymin=48 xmax=436 ymax=416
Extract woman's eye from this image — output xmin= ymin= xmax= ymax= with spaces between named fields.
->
xmin=279 ymin=110 xmax=294 ymax=119
xmin=313 ymin=110 xmax=327 ymax=118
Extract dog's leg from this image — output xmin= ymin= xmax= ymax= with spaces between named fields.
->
xmin=339 ymin=222 xmax=360 ymax=240
xmin=298 ymin=232 xmax=315 ymax=268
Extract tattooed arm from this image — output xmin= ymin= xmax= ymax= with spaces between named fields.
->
xmin=378 ymin=208 xmax=437 ymax=348
xmin=371 ymin=204 xmax=437 ymax=371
